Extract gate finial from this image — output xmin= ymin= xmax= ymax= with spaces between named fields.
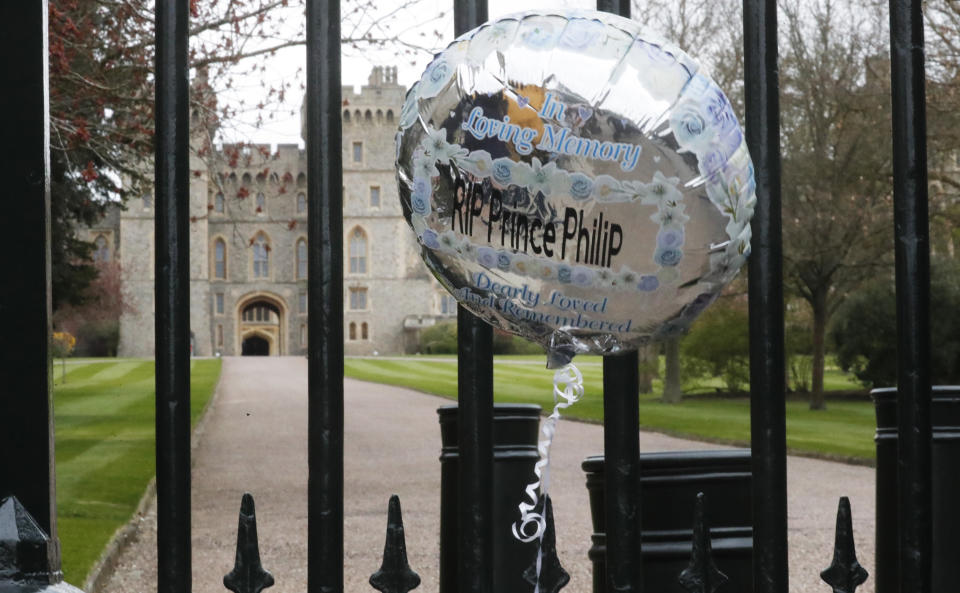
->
xmin=223 ymin=493 xmax=275 ymax=593
xmin=678 ymin=492 xmax=729 ymax=593
xmin=522 ymin=495 xmax=570 ymax=593
xmin=820 ymin=497 xmax=868 ymax=593
xmin=369 ymin=495 xmax=420 ymax=593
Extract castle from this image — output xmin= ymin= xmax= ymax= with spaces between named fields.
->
xmin=86 ymin=67 xmax=454 ymax=357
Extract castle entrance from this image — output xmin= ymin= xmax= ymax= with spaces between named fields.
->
xmin=237 ymin=295 xmax=285 ymax=356
xmin=241 ymin=335 xmax=270 ymax=356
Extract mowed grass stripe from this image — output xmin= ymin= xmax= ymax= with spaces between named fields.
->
xmin=54 ymin=358 xmax=221 ymax=583
xmin=344 ymin=356 xmax=877 ymax=463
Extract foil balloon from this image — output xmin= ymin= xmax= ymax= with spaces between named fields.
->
xmin=396 ymin=9 xmax=756 ymax=366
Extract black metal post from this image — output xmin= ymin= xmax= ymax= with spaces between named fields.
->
xmin=452 ymin=4 xmax=492 ymax=593
xmin=306 ymin=0 xmax=345 ymax=591
xmin=743 ymin=0 xmax=788 ymax=592
xmin=0 ymin=0 xmax=61 ymax=575
xmin=155 ymin=1 xmax=192 ymax=592
xmin=596 ymin=3 xmax=642 ymax=592
xmin=888 ymin=0 xmax=932 ymax=591
xmin=602 ymin=353 xmax=642 ymax=593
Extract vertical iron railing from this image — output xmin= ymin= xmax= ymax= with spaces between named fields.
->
xmin=597 ymin=3 xmax=644 ymax=592
xmin=305 ymin=0 xmax=346 ymax=591
xmin=743 ymin=0 xmax=789 ymax=592
xmin=0 ymin=0 xmax=62 ymax=577
xmin=452 ymin=3 xmax=494 ymax=593
xmin=154 ymin=1 xmax=193 ymax=592
xmin=889 ymin=0 xmax=932 ymax=591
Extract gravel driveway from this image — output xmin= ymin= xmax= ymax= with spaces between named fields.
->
xmin=96 ymin=356 xmax=875 ymax=593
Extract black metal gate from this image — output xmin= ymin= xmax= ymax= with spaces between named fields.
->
xmin=0 ymin=0 xmax=933 ymax=592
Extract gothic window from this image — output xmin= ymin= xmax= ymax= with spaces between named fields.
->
xmin=214 ymin=239 xmax=226 ymax=279
xmin=349 ymin=227 xmax=367 ymax=274
xmin=386 ymin=110 xmax=394 ymax=123
xmin=369 ymin=186 xmax=380 ymax=207
xmin=242 ymin=172 xmax=252 ymax=186
xmin=376 ymin=109 xmax=383 ymax=123
xmin=93 ymin=235 xmax=110 ymax=263
xmin=343 ymin=110 xmax=351 ymax=123
xmin=354 ymin=109 xmax=361 ymax=121
xmin=297 ymin=173 xmax=307 ymax=188
xmin=297 ymin=238 xmax=307 ymax=279
xmin=256 ymin=192 xmax=266 ymax=213
xmin=349 ymin=322 xmax=357 ymax=340
xmin=349 ymin=287 xmax=367 ymax=310
xmin=361 ymin=322 xmax=369 ymax=340
xmin=299 ymin=290 xmax=307 ymax=314
xmin=215 ymin=292 xmax=224 ymax=315
xmin=215 ymin=192 xmax=224 ymax=213
xmin=364 ymin=110 xmax=372 ymax=123
xmin=253 ymin=234 xmax=270 ymax=278
xmin=256 ymin=172 xmax=266 ymax=187
xmin=297 ymin=192 xmax=307 ymax=213
xmin=439 ymin=293 xmax=457 ymax=316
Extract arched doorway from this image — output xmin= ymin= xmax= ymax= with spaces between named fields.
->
xmin=236 ymin=294 xmax=286 ymax=356
xmin=241 ymin=335 xmax=270 ymax=356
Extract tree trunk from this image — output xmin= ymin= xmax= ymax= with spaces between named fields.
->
xmin=638 ymin=345 xmax=655 ymax=394
xmin=662 ymin=337 xmax=682 ymax=403
xmin=809 ymin=289 xmax=828 ymax=410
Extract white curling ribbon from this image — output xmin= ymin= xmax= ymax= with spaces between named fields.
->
xmin=512 ymin=363 xmax=584 ymax=546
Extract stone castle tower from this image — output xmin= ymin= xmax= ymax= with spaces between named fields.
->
xmin=116 ymin=66 xmax=451 ymax=357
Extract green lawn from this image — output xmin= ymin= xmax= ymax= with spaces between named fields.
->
xmin=53 ymin=358 xmax=222 ymax=583
xmin=344 ymin=355 xmax=876 ymax=463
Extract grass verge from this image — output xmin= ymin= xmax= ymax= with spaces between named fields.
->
xmin=344 ymin=355 xmax=876 ymax=464
xmin=53 ymin=358 xmax=222 ymax=582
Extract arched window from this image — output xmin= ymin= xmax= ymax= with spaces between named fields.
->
xmin=343 ymin=110 xmax=351 ymax=122
xmin=93 ymin=235 xmax=110 ymax=263
xmin=229 ymin=172 xmax=237 ymax=186
xmin=253 ymin=234 xmax=270 ymax=278
xmin=354 ymin=109 xmax=361 ymax=121
xmin=361 ymin=322 xmax=369 ymax=340
xmin=376 ymin=109 xmax=383 ymax=123
xmin=349 ymin=227 xmax=367 ymax=274
xmin=297 ymin=192 xmax=307 ymax=213
xmin=215 ymin=192 xmax=225 ymax=213
xmin=297 ymin=238 xmax=307 ymax=279
xmin=349 ymin=322 xmax=357 ymax=340
xmin=256 ymin=172 xmax=266 ymax=187
xmin=255 ymin=192 xmax=266 ymax=213
xmin=242 ymin=172 xmax=252 ymax=186
xmin=364 ymin=110 xmax=372 ymax=123
xmin=213 ymin=239 xmax=226 ymax=279
xmin=297 ymin=173 xmax=307 ymax=188
xmin=386 ymin=109 xmax=394 ymax=123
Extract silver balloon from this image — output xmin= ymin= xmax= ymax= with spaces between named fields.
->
xmin=396 ymin=9 xmax=756 ymax=366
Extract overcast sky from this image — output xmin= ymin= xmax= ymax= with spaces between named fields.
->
xmin=217 ymin=0 xmax=595 ymax=146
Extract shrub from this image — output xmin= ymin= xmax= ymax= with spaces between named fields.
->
xmin=73 ymin=320 xmax=120 ymax=357
xmin=831 ymin=257 xmax=960 ymax=388
xmin=681 ymin=300 xmax=750 ymax=393
xmin=419 ymin=321 xmax=458 ymax=354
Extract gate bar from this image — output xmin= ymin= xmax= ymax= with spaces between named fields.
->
xmin=0 ymin=1 xmax=60 ymax=566
xmin=888 ymin=0 xmax=932 ymax=591
xmin=305 ymin=0 xmax=345 ymax=591
xmin=602 ymin=352 xmax=643 ymax=593
xmin=154 ymin=1 xmax=193 ymax=592
xmin=743 ymin=0 xmax=789 ymax=592
xmin=596 ymin=4 xmax=644 ymax=593
xmin=452 ymin=5 xmax=493 ymax=593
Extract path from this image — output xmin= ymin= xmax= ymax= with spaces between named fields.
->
xmin=98 ymin=357 xmax=875 ymax=593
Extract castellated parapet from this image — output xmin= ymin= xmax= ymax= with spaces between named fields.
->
xmin=117 ymin=66 xmax=450 ymax=358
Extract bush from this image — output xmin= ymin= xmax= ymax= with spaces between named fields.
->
xmin=419 ymin=321 xmax=458 ymax=354
xmin=681 ymin=301 xmax=750 ymax=393
xmin=831 ymin=257 xmax=960 ymax=388
xmin=785 ymin=319 xmax=813 ymax=393
xmin=73 ymin=320 xmax=119 ymax=357
xmin=418 ymin=322 xmax=545 ymax=355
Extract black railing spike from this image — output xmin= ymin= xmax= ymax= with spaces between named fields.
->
xmin=522 ymin=495 xmax=570 ymax=593
xmin=820 ymin=497 xmax=868 ymax=593
xmin=223 ymin=493 xmax=275 ymax=593
xmin=678 ymin=492 xmax=729 ymax=593
xmin=370 ymin=495 xmax=421 ymax=593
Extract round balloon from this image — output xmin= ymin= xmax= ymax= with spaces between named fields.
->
xmin=396 ymin=9 xmax=756 ymax=366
